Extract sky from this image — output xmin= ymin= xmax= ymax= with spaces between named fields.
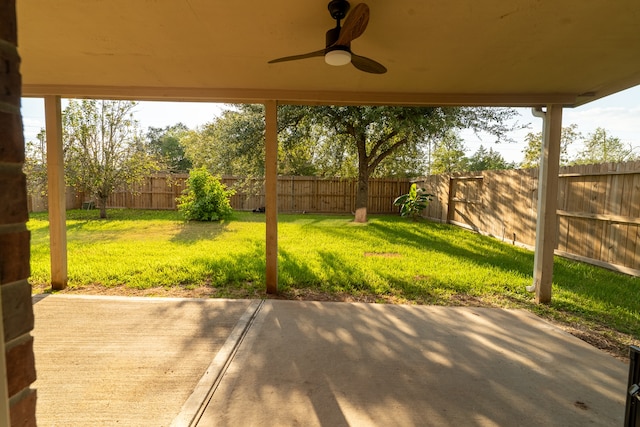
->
xmin=461 ymin=86 xmax=640 ymax=163
xmin=20 ymin=84 xmax=640 ymax=165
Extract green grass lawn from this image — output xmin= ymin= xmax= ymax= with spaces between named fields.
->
xmin=29 ymin=209 xmax=640 ymax=357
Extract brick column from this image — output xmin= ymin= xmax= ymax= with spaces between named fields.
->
xmin=1 ymin=0 xmax=38 ymax=425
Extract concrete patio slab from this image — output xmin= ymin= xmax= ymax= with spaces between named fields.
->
xmin=197 ymin=300 xmax=628 ymax=427
xmin=31 ymin=296 xmax=629 ymax=426
xmin=32 ymin=295 xmax=255 ymax=427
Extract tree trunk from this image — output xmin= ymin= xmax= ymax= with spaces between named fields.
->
xmin=99 ymin=196 xmax=108 ymax=218
xmin=354 ymin=167 xmax=369 ymax=223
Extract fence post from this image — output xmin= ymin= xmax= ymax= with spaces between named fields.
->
xmin=447 ymin=176 xmax=456 ymax=223
xmin=291 ymin=176 xmax=295 ymax=212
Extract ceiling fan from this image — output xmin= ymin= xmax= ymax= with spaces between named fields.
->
xmin=268 ymin=0 xmax=387 ymax=74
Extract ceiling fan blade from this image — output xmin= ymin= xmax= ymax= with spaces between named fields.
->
xmin=268 ymin=49 xmax=326 ymax=64
xmin=334 ymin=3 xmax=370 ymax=46
xmin=351 ymin=53 xmax=387 ymax=74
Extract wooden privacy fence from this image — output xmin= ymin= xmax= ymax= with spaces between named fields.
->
xmin=103 ymin=175 xmax=411 ymax=214
xmin=27 ymin=187 xmax=83 ymax=212
xmin=28 ymin=163 xmax=640 ymax=275
xmin=414 ymin=161 xmax=640 ymax=276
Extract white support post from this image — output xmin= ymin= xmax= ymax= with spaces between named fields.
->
xmin=265 ymin=101 xmax=278 ymax=294
xmin=528 ymin=104 xmax=563 ymax=303
xmin=44 ymin=96 xmax=68 ymax=290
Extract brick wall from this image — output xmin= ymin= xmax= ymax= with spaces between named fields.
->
xmin=1 ymin=0 xmax=38 ymax=425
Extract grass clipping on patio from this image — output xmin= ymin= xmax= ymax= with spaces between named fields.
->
xmin=29 ymin=209 xmax=640 ymax=360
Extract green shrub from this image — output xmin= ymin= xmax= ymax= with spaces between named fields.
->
xmin=393 ymin=183 xmax=434 ymax=219
xmin=177 ymin=168 xmax=235 ymax=221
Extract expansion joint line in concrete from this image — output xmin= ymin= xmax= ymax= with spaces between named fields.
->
xmin=172 ymin=299 xmax=265 ymax=427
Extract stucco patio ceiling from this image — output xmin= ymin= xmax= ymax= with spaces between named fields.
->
xmin=17 ymin=0 xmax=640 ymax=107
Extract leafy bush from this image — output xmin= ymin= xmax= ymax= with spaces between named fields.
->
xmin=177 ymin=168 xmax=235 ymax=221
xmin=393 ymin=183 xmax=434 ymax=219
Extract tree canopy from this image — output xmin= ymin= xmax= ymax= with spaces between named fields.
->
xmin=430 ymin=131 xmax=467 ymax=174
xmin=24 ymin=128 xmax=48 ymax=200
xmin=574 ymin=127 xmax=637 ymax=165
xmin=181 ymin=105 xmax=268 ymax=176
xmin=146 ymin=123 xmax=191 ymax=172
xmin=520 ymin=124 xmax=581 ymax=169
xmin=430 ymin=133 xmax=514 ymax=174
xmin=466 ymin=145 xmax=515 ymax=171
xmin=519 ymin=124 xmax=637 ymax=168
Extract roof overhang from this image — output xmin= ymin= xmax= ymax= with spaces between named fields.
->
xmin=16 ymin=0 xmax=640 ymax=107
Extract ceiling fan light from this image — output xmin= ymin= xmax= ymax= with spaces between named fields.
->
xmin=325 ymin=49 xmax=352 ymax=66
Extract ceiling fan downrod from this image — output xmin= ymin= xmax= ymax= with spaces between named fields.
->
xmin=325 ymin=0 xmax=351 ymax=66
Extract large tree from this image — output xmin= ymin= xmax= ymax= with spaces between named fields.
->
xmin=280 ymin=106 xmax=516 ymax=222
xmin=185 ymin=104 xmax=516 ymax=222
xmin=63 ymin=99 xmax=160 ymax=218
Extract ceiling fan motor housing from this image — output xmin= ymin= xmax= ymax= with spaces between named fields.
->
xmin=328 ymin=0 xmax=350 ymax=20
